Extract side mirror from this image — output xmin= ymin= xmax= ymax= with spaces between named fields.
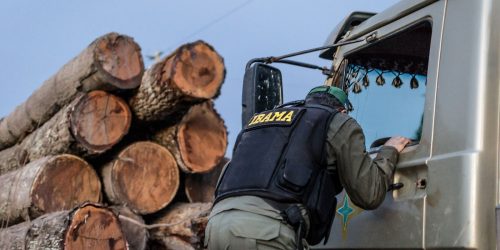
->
xmin=242 ymin=63 xmax=283 ymax=127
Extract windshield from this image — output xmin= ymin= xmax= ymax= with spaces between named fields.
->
xmin=341 ymin=21 xmax=431 ymax=149
xmin=345 ymin=64 xmax=426 ymax=148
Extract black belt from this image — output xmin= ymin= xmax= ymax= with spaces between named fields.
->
xmin=262 ymin=198 xmax=294 ymax=212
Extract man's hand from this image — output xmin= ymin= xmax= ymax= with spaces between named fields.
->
xmin=384 ymin=136 xmax=411 ymax=152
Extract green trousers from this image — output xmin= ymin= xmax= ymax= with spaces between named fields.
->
xmin=205 ymin=210 xmax=301 ymax=250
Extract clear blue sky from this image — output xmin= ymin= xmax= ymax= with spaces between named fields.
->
xmin=0 ymin=0 xmax=399 ymax=155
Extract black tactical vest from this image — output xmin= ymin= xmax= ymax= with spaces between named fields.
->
xmin=214 ymin=102 xmax=343 ymax=244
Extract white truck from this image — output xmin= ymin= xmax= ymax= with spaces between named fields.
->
xmin=242 ymin=0 xmax=500 ymax=249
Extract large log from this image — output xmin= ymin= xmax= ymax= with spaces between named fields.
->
xmin=149 ymin=202 xmax=212 ymax=250
xmin=0 ymin=155 xmax=101 ymax=227
xmin=185 ymin=157 xmax=228 ymax=203
xmin=0 ymin=32 xmax=143 ymax=151
xmin=0 ymin=203 xmax=127 ymax=250
xmin=111 ymin=206 xmax=148 ymax=250
xmin=0 ymin=91 xmax=132 ymax=174
xmin=101 ymin=141 xmax=179 ymax=215
xmin=153 ymin=101 xmax=227 ymax=173
xmin=129 ymin=40 xmax=225 ymax=121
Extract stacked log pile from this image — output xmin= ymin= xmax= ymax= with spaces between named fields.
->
xmin=0 ymin=33 xmax=228 ymax=250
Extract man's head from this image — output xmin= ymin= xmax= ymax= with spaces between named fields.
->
xmin=305 ymin=85 xmax=348 ymax=110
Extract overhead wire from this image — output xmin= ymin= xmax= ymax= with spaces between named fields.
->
xmin=155 ymin=0 xmax=255 ymax=59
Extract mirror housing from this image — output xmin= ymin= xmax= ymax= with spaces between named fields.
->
xmin=242 ymin=63 xmax=283 ymax=127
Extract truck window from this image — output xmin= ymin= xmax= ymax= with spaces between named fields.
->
xmin=343 ymin=21 xmax=431 ymax=148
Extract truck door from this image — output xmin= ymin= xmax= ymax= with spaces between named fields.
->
xmin=319 ymin=1 xmax=444 ymax=249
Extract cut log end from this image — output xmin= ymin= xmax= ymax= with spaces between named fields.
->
xmin=64 ymin=204 xmax=127 ymax=250
xmin=70 ymin=91 xmax=131 ymax=153
xmin=169 ymin=40 xmax=225 ymax=99
xmin=111 ymin=142 xmax=179 ymax=214
xmin=177 ymin=102 xmax=227 ymax=173
xmin=31 ymin=154 xmax=101 ymax=216
xmin=95 ymin=32 xmax=144 ymax=89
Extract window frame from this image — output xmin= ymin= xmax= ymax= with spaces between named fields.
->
xmin=332 ymin=14 xmax=442 ymax=168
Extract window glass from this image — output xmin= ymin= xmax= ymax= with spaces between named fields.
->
xmin=342 ymin=21 xmax=431 ymax=148
xmin=255 ymin=64 xmax=283 ymax=112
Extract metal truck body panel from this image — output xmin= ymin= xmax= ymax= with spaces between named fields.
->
xmin=318 ymin=0 xmax=500 ymax=249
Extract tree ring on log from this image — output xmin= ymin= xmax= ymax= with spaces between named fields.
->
xmin=169 ymin=41 xmax=225 ymax=99
xmin=112 ymin=141 xmax=179 ymax=214
xmin=95 ymin=33 xmax=144 ymax=89
xmin=70 ymin=91 xmax=131 ymax=153
xmin=30 ymin=155 xmax=101 ymax=218
xmin=64 ymin=204 xmax=127 ymax=249
xmin=177 ymin=102 xmax=227 ymax=173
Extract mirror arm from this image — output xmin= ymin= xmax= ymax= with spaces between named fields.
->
xmin=246 ymin=38 xmax=365 ymax=68
xmin=273 ymin=60 xmax=334 ymax=77
xmin=274 ymin=59 xmax=323 ymax=70
xmin=246 ymin=58 xmax=333 ymax=76
xmin=246 ymin=38 xmax=364 ymax=74
xmin=269 ymin=38 xmax=364 ymax=61
xmin=245 ymin=57 xmax=267 ymax=69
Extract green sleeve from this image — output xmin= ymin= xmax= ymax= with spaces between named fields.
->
xmin=326 ymin=114 xmax=399 ymax=210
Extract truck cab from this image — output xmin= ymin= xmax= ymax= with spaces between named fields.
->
xmin=320 ymin=0 xmax=500 ymax=249
xmin=243 ymin=0 xmax=500 ymax=249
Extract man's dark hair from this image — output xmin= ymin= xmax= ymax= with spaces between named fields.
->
xmin=305 ymin=92 xmax=344 ymax=108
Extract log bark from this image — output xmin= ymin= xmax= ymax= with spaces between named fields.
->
xmin=111 ymin=206 xmax=148 ymax=250
xmin=149 ymin=202 xmax=212 ymax=250
xmin=150 ymin=236 xmax=195 ymax=250
xmin=0 ymin=155 xmax=101 ymax=227
xmin=153 ymin=101 xmax=227 ymax=173
xmin=185 ymin=157 xmax=228 ymax=203
xmin=101 ymin=141 xmax=179 ymax=215
xmin=129 ymin=40 xmax=225 ymax=121
xmin=0 ymin=91 xmax=132 ymax=174
xmin=0 ymin=32 xmax=143 ymax=151
xmin=0 ymin=203 xmax=127 ymax=250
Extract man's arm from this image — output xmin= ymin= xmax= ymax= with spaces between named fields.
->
xmin=326 ymin=114 xmax=408 ymax=210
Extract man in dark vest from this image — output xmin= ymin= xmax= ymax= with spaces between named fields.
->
xmin=204 ymin=85 xmax=410 ymax=249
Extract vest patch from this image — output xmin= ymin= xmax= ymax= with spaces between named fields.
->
xmin=246 ymin=109 xmax=302 ymax=129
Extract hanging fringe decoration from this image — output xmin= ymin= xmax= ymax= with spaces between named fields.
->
xmin=392 ymin=74 xmax=403 ymax=88
xmin=376 ymin=73 xmax=385 ymax=86
xmin=410 ymin=75 xmax=419 ymax=89
xmin=362 ymin=74 xmax=369 ymax=88
xmin=353 ymin=82 xmax=362 ymax=93
xmin=344 ymin=60 xmax=425 ymax=94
